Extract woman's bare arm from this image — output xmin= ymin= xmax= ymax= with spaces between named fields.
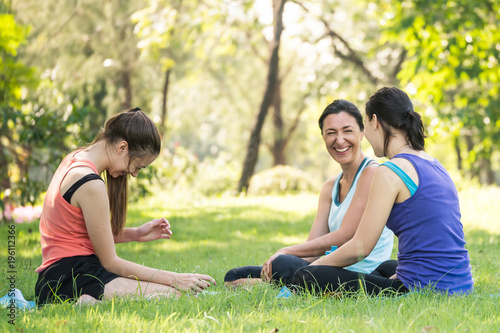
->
xmin=262 ymin=164 xmax=377 ymax=279
xmin=281 ymin=164 xmax=377 ymax=258
xmin=75 ymin=180 xmax=215 ymax=292
xmin=311 ymin=166 xmax=399 ymax=267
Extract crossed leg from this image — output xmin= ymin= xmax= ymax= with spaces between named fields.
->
xmin=76 ymin=277 xmax=181 ymax=305
xmin=103 ymin=277 xmax=181 ymax=299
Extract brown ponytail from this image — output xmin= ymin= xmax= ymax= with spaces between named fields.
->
xmin=365 ymin=87 xmax=426 ymax=156
xmin=91 ymin=108 xmax=161 ymax=235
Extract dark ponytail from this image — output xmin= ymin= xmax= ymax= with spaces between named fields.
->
xmin=365 ymin=87 xmax=426 ymax=156
xmin=91 ymin=108 xmax=161 ymax=236
xmin=403 ymin=111 xmax=425 ymax=150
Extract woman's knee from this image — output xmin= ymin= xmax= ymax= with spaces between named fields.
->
xmin=224 ymin=268 xmax=242 ymax=282
xmin=291 ymin=265 xmax=353 ymax=293
xmin=224 ymin=266 xmax=262 ymax=282
xmin=372 ymin=260 xmax=398 ymax=278
xmin=290 ymin=266 xmax=318 ymax=289
xmin=271 ymin=255 xmax=310 ymax=283
xmin=104 ymin=277 xmax=139 ymax=297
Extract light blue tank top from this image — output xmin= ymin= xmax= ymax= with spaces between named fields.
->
xmin=328 ymin=157 xmax=394 ymax=274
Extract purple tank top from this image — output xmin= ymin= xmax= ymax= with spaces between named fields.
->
xmin=385 ymin=154 xmax=473 ymax=294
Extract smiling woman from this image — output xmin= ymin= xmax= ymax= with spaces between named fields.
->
xmin=321 ymin=106 xmax=364 ymax=164
xmin=224 ymin=99 xmax=394 ymax=287
xmin=35 ymin=108 xmax=215 ymax=306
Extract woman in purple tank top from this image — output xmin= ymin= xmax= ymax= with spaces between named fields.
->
xmin=290 ymin=87 xmax=473 ymax=296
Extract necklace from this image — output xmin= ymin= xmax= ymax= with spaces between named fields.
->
xmin=390 ymin=143 xmax=408 ymax=159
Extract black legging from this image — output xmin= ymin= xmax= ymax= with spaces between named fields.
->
xmin=225 ymin=255 xmax=408 ymax=296
xmin=291 ymin=260 xmax=408 ymax=296
xmin=224 ymin=255 xmax=310 ymax=285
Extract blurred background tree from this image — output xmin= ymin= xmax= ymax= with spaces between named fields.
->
xmin=1 ymin=2 xmax=38 ymax=215
xmin=1 ymin=0 xmax=498 ymax=213
xmin=378 ymin=0 xmax=499 ymax=184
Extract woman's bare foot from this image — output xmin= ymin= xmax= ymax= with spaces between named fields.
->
xmin=76 ymin=294 xmax=100 ymax=306
xmin=224 ymin=278 xmax=264 ymax=289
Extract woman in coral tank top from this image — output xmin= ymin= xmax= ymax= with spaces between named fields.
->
xmin=35 ymin=108 xmax=215 ymax=306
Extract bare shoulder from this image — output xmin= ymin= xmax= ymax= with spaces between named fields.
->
xmin=357 ymin=163 xmax=378 ymax=185
xmin=60 ymin=166 xmax=103 ymax=196
xmin=76 ymin=179 xmax=107 ymax=202
xmin=374 ymin=163 xmax=404 ymax=188
xmin=71 ymin=172 xmax=107 ymax=209
xmin=319 ymin=176 xmax=337 ymax=201
xmin=322 ymin=176 xmax=338 ymax=193
xmin=323 ymin=176 xmax=337 ymax=188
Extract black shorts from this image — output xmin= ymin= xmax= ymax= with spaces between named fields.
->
xmin=35 ymin=254 xmax=119 ymax=306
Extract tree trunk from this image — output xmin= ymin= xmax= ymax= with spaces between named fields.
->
xmin=237 ymin=0 xmax=287 ymax=193
xmin=159 ymin=68 xmax=171 ymax=138
xmin=0 ymin=141 xmax=11 ymax=222
xmin=454 ymin=135 xmax=462 ymax=171
xmin=464 ymin=133 xmax=479 ymax=179
xmin=272 ymin=77 xmax=286 ymax=165
xmin=479 ymin=147 xmax=495 ymax=185
xmin=121 ymin=67 xmax=132 ymax=109
xmin=479 ymin=156 xmax=495 ymax=185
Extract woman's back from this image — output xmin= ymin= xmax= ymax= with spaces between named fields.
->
xmin=37 ymin=152 xmax=98 ymax=273
xmin=385 ymin=153 xmax=473 ymax=294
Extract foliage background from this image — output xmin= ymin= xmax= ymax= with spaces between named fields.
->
xmin=1 ymin=0 xmax=498 ymax=212
xmin=0 ymin=2 xmax=499 ymax=330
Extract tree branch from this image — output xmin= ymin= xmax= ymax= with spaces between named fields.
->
xmin=293 ymin=1 xmax=379 ymax=85
xmin=389 ymin=48 xmax=407 ymax=83
xmin=245 ymin=30 xmax=268 ymax=64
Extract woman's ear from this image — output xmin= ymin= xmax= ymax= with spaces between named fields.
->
xmin=117 ymin=141 xmax=129 ymax=155
xmin=371 ymin=114 xmax=379 ymax=130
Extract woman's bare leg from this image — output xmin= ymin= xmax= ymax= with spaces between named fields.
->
xmin=104 ymin=277 xmax=181 ymax=300
xmin=224 ymin=278 xmax=264 ymax=288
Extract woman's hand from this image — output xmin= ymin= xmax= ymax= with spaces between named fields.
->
xmin=173 ymin=273 xmax=216 ymax=293
xmin=261 ymin=249 xmax=287 ymax=281
xmin=135 ymin=218 xmax=172 ymax=242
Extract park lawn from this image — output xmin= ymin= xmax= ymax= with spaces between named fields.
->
xmin=1 ymin=187 xmax=499 ymax=332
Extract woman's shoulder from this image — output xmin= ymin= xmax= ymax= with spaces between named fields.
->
xmin=64 ymin=166 xmax=99 ymax=181
xmin=324 ymin=173 xmax=343 ymax=189
xmin=319 ymin=176 xmax=338 ymax=200
xmin=359 ymin=161 xmax=378 ymax=180
xmin=60 ymin=167 xmax=103 ymax=196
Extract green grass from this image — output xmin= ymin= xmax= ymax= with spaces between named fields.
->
xmin=1 ymin=187 xmax=499 ymax=332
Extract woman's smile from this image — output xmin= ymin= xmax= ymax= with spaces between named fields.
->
xmin=334 ymin=146 xmax=351 ymax=153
